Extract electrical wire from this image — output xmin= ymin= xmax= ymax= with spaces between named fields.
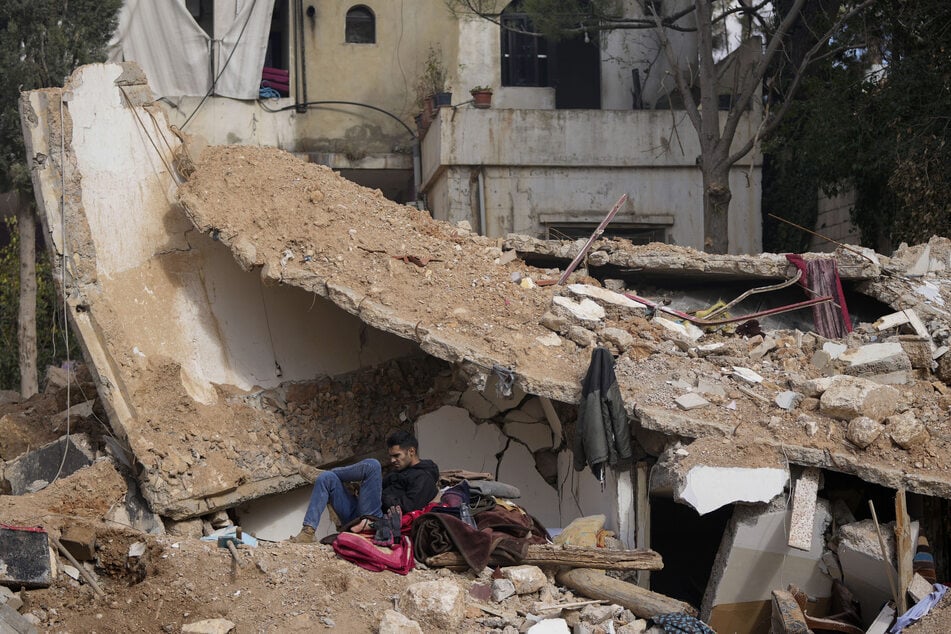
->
xmin=50 ymin=92 xmax=71 ymax=486
xmin=257 ymin=99 xmax=417 ymax=139
xmin=181 ymin=0 xmax=260 ymax=130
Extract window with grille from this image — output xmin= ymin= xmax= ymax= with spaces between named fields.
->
xmin=345 ymin=5 xmax=375 ymax=44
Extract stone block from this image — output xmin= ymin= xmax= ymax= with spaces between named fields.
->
xmin=181 ymin=618 xmax=235 ymax=633
xmin=907 ymin=573 xmax=934 ymax=604
xmin=567 ymin=325 xmax=598 ymax=348
xmin=884 ymin=411 xmax=928 ymax=449
xmin=775 ymin=391 xmax=803 ymax=411
xmin=653 ymin=315 xmax=703 ymax=342
xmin=898 ymin=335 xmax=934 ymax=369
xmin=400 ymin=580 xmax=465 ymax=630
xmin=540 ymin=311 xmax=570 ymax=334
xmin=0 ymin=603 xmax=38 ymax=634
xmin=0 ymin=586 xmax=23 ymax=612
xmin=3 ymin=434 xmax=94 ymax=495
xmin=501 ymin=565 xmax=547 ymax=595
xmin=567 ymin=284 xmax=645 ymax=313
xmin=838 ymin=518 xmax=918 ymax=628
xmin=0 ymin=527 xmax=51 ymax=589
xmin=59 ymin=525 xmax=96 ymax=561
xmin=847 ymin=416 xmax=883 ymax=449
xmin=600 ymin=327 xmax=635 ymax=352
xmin=840 ymin=342 xmax=912 ymax=379
xmin=579 ymin=603 xmax=622 ymax=624
xmin=460 ymin=387 xmax=500 ymax=420
xmin=674 ymin=393 xmax=710 ymax=411
xmin=552 ymin=296 xmax=605 ymax=326
xmin=379 ymin=609 xmax=423 ymax=634
xmin=492 ymin=578 xmax=516 ymax=602
xmin=818 ymin=376 xmax=901 ymax=421
xmin=527 ymin=619 xmax=570 ymax=633
xmin=788 ymin=468 xmax=821 ymax=551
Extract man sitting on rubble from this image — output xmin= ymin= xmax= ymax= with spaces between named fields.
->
xmin=290 ymin=430 xmax=439 ymax=544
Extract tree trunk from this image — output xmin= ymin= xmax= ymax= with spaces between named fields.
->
xmin=17 ymin=194 xmax=38 ymax=399
xmin=702 ymin=165 xmax=732 ymax=254
xmin=425 ymin=544 xmax=664 ymax=571
xmin=556 ymin=568 xmax=697 ymax=619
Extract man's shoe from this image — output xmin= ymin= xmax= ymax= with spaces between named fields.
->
xmin=299 ymin=464 xmax=324 ymax=483
xmin=290 ymin=525 xmax=316 ymax=544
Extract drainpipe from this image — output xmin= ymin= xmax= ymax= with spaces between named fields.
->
xmin=295 ymin=0 xmax=309 ymax=113
xmin=412 ymin=140 xmax=422 ymax=206
xmin=477 ymin=168 xmax=487 ymax=236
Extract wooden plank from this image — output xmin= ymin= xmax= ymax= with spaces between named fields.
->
xmin=635 ymin=461 xmax=651 ymax=589
xmin=895 ymin=488 xmax=912 ymax=614
xmin=425 ymin=544 xmax=664 ymax=571
xmin=555 ymin=568 xmax=696 ymax=619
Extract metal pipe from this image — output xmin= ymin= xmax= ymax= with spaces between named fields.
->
xmin=477 ymin=168 xmax=487 ymax=236
xmin=412 ymin=140 xmax=421 ymax=205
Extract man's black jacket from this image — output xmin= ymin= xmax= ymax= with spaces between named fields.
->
xmin=382 ymin=459 xmax=439 ymax=512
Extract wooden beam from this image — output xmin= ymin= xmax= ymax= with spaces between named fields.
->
xmin=635 ymin=461 xmax=651 ymax=589
xmin=425 ymin=544 xmax=663 ymax=571
xmin=556 ymin=568 xmax=696 ymax=619
xmin=895 ymin=488 xmax=912 ymax=614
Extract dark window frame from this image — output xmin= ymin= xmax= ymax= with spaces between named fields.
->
xmin=345 ymin=5 xmax=376 ymax=44
xmin=500 ymin=4 xmax=548 ymax=87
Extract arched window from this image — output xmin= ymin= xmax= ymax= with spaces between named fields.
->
xmin=345 ymin=5 xmax=375 ymax=44
xmin=501 ymin=1 xmax=548 ymax=87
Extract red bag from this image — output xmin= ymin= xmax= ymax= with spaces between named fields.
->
xmin=332 ymin=532 xmax=415 ymax=575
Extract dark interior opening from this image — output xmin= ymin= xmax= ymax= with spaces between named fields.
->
xmin=553 ymin=33 xmax=601 ymax=109
xmin=649 ymin=497 xmax=733 ymax=608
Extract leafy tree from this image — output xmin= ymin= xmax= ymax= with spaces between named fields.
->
xmin=0 ymin=0 xmax=121 ymax=394
xmin=451 ymin=0 xmax=875 ymax=253
xmin=766 ymin=0 xmax=951 ymax=252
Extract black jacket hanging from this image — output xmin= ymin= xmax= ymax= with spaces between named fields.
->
xmin=572 ymin=347 xmax=633 ymax=484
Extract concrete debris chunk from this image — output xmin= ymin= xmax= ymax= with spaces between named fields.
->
xmin=907 ymin=572 xmax=934 ymax=604
xmin=600 ymin=327 xmax=635 ymax=352
xmin=60 ymin=525 xmax=97 ymax=561
xmin=567 ymin=283 xmax=646 ymax=311
xmin=0 ymin=526 xmax=51 ymax=589
xmin=0 ymin=587 xmax=23 ymax=612
xmin=731 ymin=366 xmax=763 ymax=385
xmin=674 ymin=393 xmax=711 ymax=411
xmin=526 ymin=618 xmax=570 ymax=633
xmin=567 ymin=325 xmax=598 ymax=347
xmin=181 ymin=618 xmax=236 ymax=634
xmin=749 ymin=337 xmax=777 ymax=361
xmin=3 ymin=434 xmax=94 ymax=495
xmin=539 ymin=311 xmax=570 ymax=334
xmin=847 ymin=416 xmax=884 ymax=449
xmin=653 ymin=315 xmax=704 ymax=342
xmin=579 ymin=603 xmax=623 ymax=624
xmin=823 ymin=342 xmax=848 ymax=359
xmin=840 ymin=342 xmax=912 ymax=381
xmin=379 ymin=609 xmax=423 ymax=634
xmin=680 ymin=465 xmax=788 ymax=514
xmin=552 ymin=296 xmax=605 ymax=325
xmin=696 ymin=377 xmax=727 ymax=398
xmin=399 ymin=580 xmax=465 ymax=630
xmin=774 ymin=391 xmax=803 ymax=411
xmin=898 ymin=335 xmax=934 ymax=369
xmin=884 ymin=411 xmax=929 ymax=449
xmin=0 ymin=603 xmax=39 ymax=634
xmin=501 ymin=565 xmax=547 ymax=595
xmin=492 ymin=578 xmax=517 ymax=602
xmin=788 ymin=468 xmax=821 ymax=551
xmin=536 ymin=332 xmax=563 ymax=347
xmin=818 ymin=376 xmax=901 ymax=421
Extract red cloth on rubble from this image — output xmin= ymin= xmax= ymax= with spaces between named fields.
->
xmin=785 ymin=254 xmax=852 ymax=338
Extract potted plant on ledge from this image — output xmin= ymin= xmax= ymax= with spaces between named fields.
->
xmin=470 ymin=86 xmax=493 ymax=108
xmin=422 ymin=46 xmax=451 ymax=108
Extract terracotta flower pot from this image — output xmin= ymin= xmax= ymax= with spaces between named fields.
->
xmin=471 ymin=89 xmax=493 ymax=109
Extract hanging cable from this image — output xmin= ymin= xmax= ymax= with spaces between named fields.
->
xmin=181 ymin=0 xmax=260 ymax=130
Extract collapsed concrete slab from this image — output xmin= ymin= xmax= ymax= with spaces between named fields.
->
xmin=21 ymin=62 xmax=951 ymax=522
xmin=650 ymin=438 xmax=789 ymax=515
xmin=3 ymin=434 xmax=94 ymax=495
xmin=701 ymin=497 xmax=833 ymax=634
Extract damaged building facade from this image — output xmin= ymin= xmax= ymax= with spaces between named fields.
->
xmin=10 ymin=61 xmax=951 ymax=631
xmin=106 ymin=0 xmax=763 ymax=252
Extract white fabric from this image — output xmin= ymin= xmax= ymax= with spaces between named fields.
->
xmin=108 ymin=0 xmax=276 ymax=99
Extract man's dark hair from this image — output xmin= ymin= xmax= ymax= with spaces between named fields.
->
xmin=386 ymin=430 xmax=419 ymax=451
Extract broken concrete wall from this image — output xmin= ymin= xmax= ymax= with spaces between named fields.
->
xmin=701 ymin=497 xmax=833 ymax=633
xmin=19 ymin=63 xmax=425 ymax=518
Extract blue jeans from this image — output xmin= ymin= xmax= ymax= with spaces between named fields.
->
xmin=302 ymin=459 xmax=382 ymax=529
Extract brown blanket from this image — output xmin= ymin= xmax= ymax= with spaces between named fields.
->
xmin=411 ymin=505 xmax=549 ymax=572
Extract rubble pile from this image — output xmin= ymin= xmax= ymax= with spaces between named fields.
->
xmin=10 ymin=64 xmax=951 ymax=631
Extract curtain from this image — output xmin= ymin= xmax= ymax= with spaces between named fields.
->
xmin=108 ymin=0 xmax=277 ymax=100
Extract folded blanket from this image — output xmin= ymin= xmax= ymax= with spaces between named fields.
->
xmin=411 ymin=504 xmax=549 ymax=572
